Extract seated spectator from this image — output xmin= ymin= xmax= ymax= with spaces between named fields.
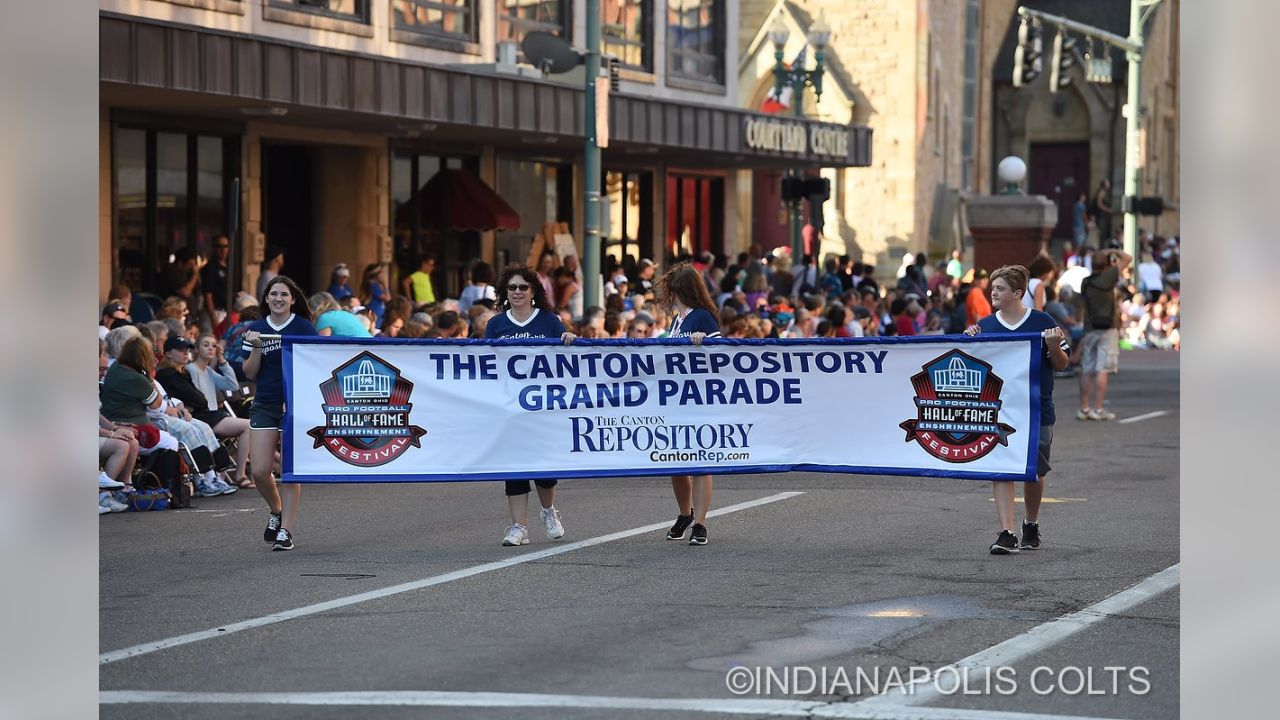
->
xmin=892 ymin=298 xmax=917 ymax=336
xmin=186 ymin=334 xmax=254 ymax=488
xmin=98 ymin=337 xmax=184 ymax=493
xmin=100 ymin=302 xmax=130 ymax=341
xmin=310 ymin=291 xmax=372 ymax=338
xmin=435 ymin=310 xmax=464 ymax=338
xmin=381 ymin=310 xmax=408 ymax=338
xmin=152 ymin=337 xmax=239 ymax=497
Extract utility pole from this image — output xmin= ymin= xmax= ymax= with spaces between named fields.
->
xmin=1015 ymin=1 xmax=1163 ymax=261
xmin=583 ymin=0 xmax=602 ymax=309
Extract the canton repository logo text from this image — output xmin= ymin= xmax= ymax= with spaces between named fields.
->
xmin=900 ymin=350 xmax=1015 ymax=463
xmin=308 ymin=352 xmax=427 ymax=467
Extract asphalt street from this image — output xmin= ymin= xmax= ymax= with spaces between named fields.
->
xmin=99 ymin=350 xmax=1179 ymax=720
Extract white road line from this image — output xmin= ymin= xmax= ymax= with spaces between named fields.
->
xmin=97 ymin=690 xmax=1122 ymax=720
xmin=1117 ymin=410 xmax=1170 ymax=424
xmin=99 ymin=691 xmax=821 ymax=715
xmin=99 ymin=491 xmax=805 ymax=666
xmin=852 ymin=564 xmax=1180 ymax=711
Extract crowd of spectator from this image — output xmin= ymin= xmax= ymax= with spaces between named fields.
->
xmin=98 ymin=231 xmax=1180 ymax=514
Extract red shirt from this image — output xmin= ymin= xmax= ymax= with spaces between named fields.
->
xmin=894 ymin=315 xmax=917 ymax=336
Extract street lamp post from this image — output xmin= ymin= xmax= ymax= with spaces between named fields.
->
xmin=770 ymin=15 xmax=830 ymax=263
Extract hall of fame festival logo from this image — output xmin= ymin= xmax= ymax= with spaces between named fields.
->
xmin=307 ymin=352 xmax=427 ymax=467
xmin=900 ymin=350 xmax=1015 ymax=463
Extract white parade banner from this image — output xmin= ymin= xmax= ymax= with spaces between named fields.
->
xmin=281 ymin=335 xmax=1044 ymax=483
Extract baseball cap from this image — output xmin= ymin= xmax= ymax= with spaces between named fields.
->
xmin=334 ymin=264 xmax=351 ymax=278
xmin=612 ymin=274 xmax=629 ymax=287
xmin=852 ymin=306 xmax=872 ymax=319
xmin=102 ymin=302 xmax=127 ymax=318
xmin=164 ymin=336 xmax=195 ymax=353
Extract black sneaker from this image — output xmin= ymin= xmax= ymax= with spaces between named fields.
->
xmin=1020 ymin=521 xmax=1041 ymax=550
xmin=666 ymin=513 xmax=694 ymax=540
xmin=989 ymin=530 xmax=1019 ymax=555
xmin=272 ymin=528 xmax=294 ymax=551
xmin=688 ymin=523 xmax=708 ymax=546
xmin=264 ymin=512 xmax=282 ymax=542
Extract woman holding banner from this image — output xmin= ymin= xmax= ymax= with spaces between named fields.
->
xmin=657 ymin=262 xmax=722 ymax=546
xmin=242 ymin=276 xmax=317 ymax=552
xmin=486 ymin=266 xmax=577 ymax=547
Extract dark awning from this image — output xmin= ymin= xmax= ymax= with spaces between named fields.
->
xmin=396 ymin=168 xmax=520 ymax=232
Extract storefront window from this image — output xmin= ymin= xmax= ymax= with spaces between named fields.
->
xmin=391 ymin=150 xmax=480 ymax=298
xmin=392 ymin=0 xmax=476 ymax=41
xmin=498 ymin=0 xmax=569 ymax=55
xmin=112 ymin=126 xmax=235 ymax=294
xmin=666 ymin=0 xmax=723 ymax=85
xmin=604 ymin=0 xmax=651 ymax=71
xmin=268 ymin=0 xmax=370 ymax=22
xmin=604 ymin=170 xmax=651 ymax=266
xmin=495 ymin=157 xmax=573 ymax=268
xmin=665 ymin=174 xmax=722 ymax=264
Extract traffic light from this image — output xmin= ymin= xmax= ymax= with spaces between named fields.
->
xmin=802 ymin=177 xmax=830 ymax=201
xmin=1122 ymin=195 xmax=1165 ymax=216
xmin=1050 ymin=32 xmax=1078 ymax=93
xmin=1013 ymin=20 xmax=1042 ymax=88
xmin=781 ymin=175 xmax=805 ymax=202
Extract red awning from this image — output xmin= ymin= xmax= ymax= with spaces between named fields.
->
xmin=397 ymin=168 xmax=521 ymax=232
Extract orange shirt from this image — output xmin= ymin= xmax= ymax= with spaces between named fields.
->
xmin=966 ymin=286 xmax=992 ymax=326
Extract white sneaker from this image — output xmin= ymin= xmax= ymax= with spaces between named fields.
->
xmin=194 ymin=478 xmax=223 ymax=497
xmin=98 ymin=472 xmax=125 ymax=490
xmin=1075 ymin=409 xmax=1094 ymax=421
xmin=1090 ymin=408 xmax=1116 ymax=421
xmin=502 ymin=523 xmax=530 ymax=546
xmin=202 ymin=472 xmax=238 ymax=495
xmin=98 ymin=504 xmax=110 ymax=515
xmin=540 ymin=506 xmax=565 ymax=540
xmin=99 ymin=491 xmax=128 ymax=513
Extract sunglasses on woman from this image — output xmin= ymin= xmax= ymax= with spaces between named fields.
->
xmin=507 ymin=283 xmax=532 ymax=292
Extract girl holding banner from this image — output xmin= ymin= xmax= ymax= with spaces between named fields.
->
xmin=657 ymin=263 xmax=723 ymax=546
xmin=242 ymin=276 xmax=317 ymax=551
xmin=485 ymin=266 xmax=577 ymax=547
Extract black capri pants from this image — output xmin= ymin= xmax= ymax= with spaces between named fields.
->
xmin=505 ymin=479 xmax=558 ymax=497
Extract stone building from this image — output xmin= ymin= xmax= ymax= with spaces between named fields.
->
xmin=736 ymin=0 xmax=1179 ymax=272
xmin=739 ymin=0 xmax=984 ymax=269
xmin=989 ymin=0 xmax=1179 ymax=243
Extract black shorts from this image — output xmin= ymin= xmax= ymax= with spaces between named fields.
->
xmin=1036 ymin=425 xmax=1054 ymax=477
xmin=505 ymin=479 xmax=558 ymax=497
xmin=249 ymin=402 xmax=285 ymax=431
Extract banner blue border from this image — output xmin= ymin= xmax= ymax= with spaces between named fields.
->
xmin=280 ymin=333 xmax=1043 ymax=483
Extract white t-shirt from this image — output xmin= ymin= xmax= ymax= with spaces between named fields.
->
xmin=1136 ymin=262 xmax=1164 ymax=293
xmin=457 ymin=283 xmax=496 ymax=315
xmin=1022 ymin=278 xmax=1043 ymax=309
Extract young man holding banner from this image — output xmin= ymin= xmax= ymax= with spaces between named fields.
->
xmin=966 ymin=266 xmax=1070 ymax=555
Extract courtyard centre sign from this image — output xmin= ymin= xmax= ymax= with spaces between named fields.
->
xmin=744 ymin=117 xmax=851 ymax=159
